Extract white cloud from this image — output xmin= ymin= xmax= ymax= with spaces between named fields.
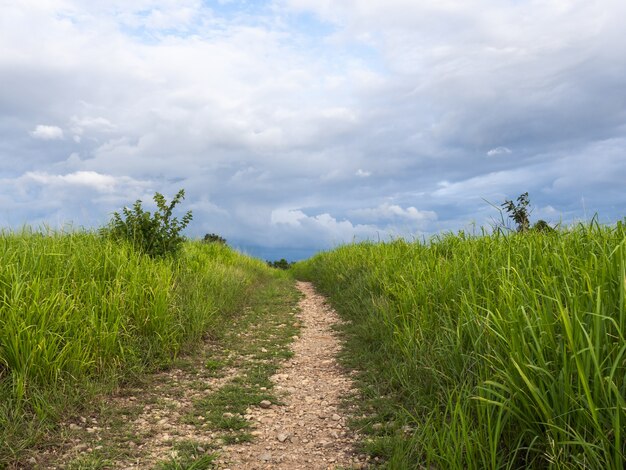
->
xmin=24 ymin=171 xmax=147 ymax=193
xmin=70 ymin=116 xmax=116 ymax=135
xmin=350 ymin=203 xmax=437 ymax=223
xmin=30 ymin=125 xmax=64 ymax=140
xmin=0 ymin=170 xmax=154 ymax=229
xmin=267 ymin=207 xmax=385 ymax=247
xmin=271 ymin=208 xmax=308 ymax=226
xmin=295 ymin=211 xmax=381 ymax=244
xmin=433 ymin=168 xmax=538 ymax=200
xmin=487 ymin=146 xmax=512 ymax=156
xmin=356 ymin=169 xmax=371 ymax=177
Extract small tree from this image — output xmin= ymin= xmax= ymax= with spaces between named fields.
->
xmin=502 ymin=192 xmax=531 ymax=232
xmin=496 ymin=192 xmax=556 ymax=233
xmin=532 ymin=219 xmax=556 ymax=233
xmin=104 ymin=189 xmax=192 ymax=258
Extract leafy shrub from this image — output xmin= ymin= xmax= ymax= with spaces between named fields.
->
xmin=103 ymin=189 xmax=192 ymax=257
xmin=203 ymin=233 xmax=227 ymax=245
xmin=532 ymin=219 xmax=556 ymax=232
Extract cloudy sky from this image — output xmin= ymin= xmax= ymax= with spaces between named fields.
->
xmin=1 ymin=0 xmax=625 ymax=260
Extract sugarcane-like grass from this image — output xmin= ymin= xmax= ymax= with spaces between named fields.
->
xmin=0 ymin=230 xmax=270 ymax=463
xmin=293 ymin=221 xmax=626 ymax=469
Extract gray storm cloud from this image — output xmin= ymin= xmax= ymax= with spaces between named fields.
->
xmin=1 ymin=0 xmax=625 ymax=259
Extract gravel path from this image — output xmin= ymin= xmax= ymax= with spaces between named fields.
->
xmin=222 ymin=281 xmax=365 ymax=469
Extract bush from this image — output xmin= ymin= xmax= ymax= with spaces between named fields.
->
xmin=203 ymin=233 xmax=227 ymax=245
xmin=103 ymin=189 xmax=192 ymax=258
xmin=533 ymin=219 xmax=556 ymax=232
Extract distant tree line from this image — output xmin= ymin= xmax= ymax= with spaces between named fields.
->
xmin=267 ymin=258 xmax=294 ymax=270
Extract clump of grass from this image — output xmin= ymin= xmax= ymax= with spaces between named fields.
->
xmin=293 ymin=220 xmax=626 ymax=469
xmin=0 ymin=228 xmax=271 ymax=465
xmin=154 ymin=440 xmax=217 ymax=470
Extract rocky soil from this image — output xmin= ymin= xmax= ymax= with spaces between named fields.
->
xmin=27 ymin=279 xmax=366 ymax=469
xmin=221 ymin=281 xmax=365 ymax=469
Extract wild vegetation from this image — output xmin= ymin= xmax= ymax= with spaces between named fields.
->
xmin=497 ymin=192 xmax=555 ymax=233
xmin=293 ymin=220 xmax=626 ymax=469
xmin=3 ymin=187 xmax=625 ymax=468
xmin=0 ymin=228 xmax=278 ymax=465
xmin=102 ymin=189 xmax=193 ymax=258
xmin=202 ymin=233 xmax=227 ymax=245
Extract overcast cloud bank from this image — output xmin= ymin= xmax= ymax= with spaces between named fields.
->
xmin=1 ymin=0 xmax=625 ymax=259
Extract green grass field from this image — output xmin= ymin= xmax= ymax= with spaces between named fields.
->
xmin=293 ymin=221 xmax=626 ymax=469
xmin=2 ymin=221 xmax=625 ymax=469
xmin=0 ymin=230 xmax=273 ymax=464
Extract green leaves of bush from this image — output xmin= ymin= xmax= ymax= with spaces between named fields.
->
xmin=202 ymin=233 xmax=227 ymax=245
xmin=104 ymin=189 xmax=193 ymax=258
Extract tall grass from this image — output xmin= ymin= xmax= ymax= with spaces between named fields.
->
xmin=293 ymin=221 xmax=626 ymax=469
xmin=0 ymin=229 xmax=270 ymax=462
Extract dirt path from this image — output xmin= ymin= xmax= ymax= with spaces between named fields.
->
xmin=221 ymin=281 xmax=364 ymax=469
xmin=29 ymin=279 xmax=366 ymax=469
